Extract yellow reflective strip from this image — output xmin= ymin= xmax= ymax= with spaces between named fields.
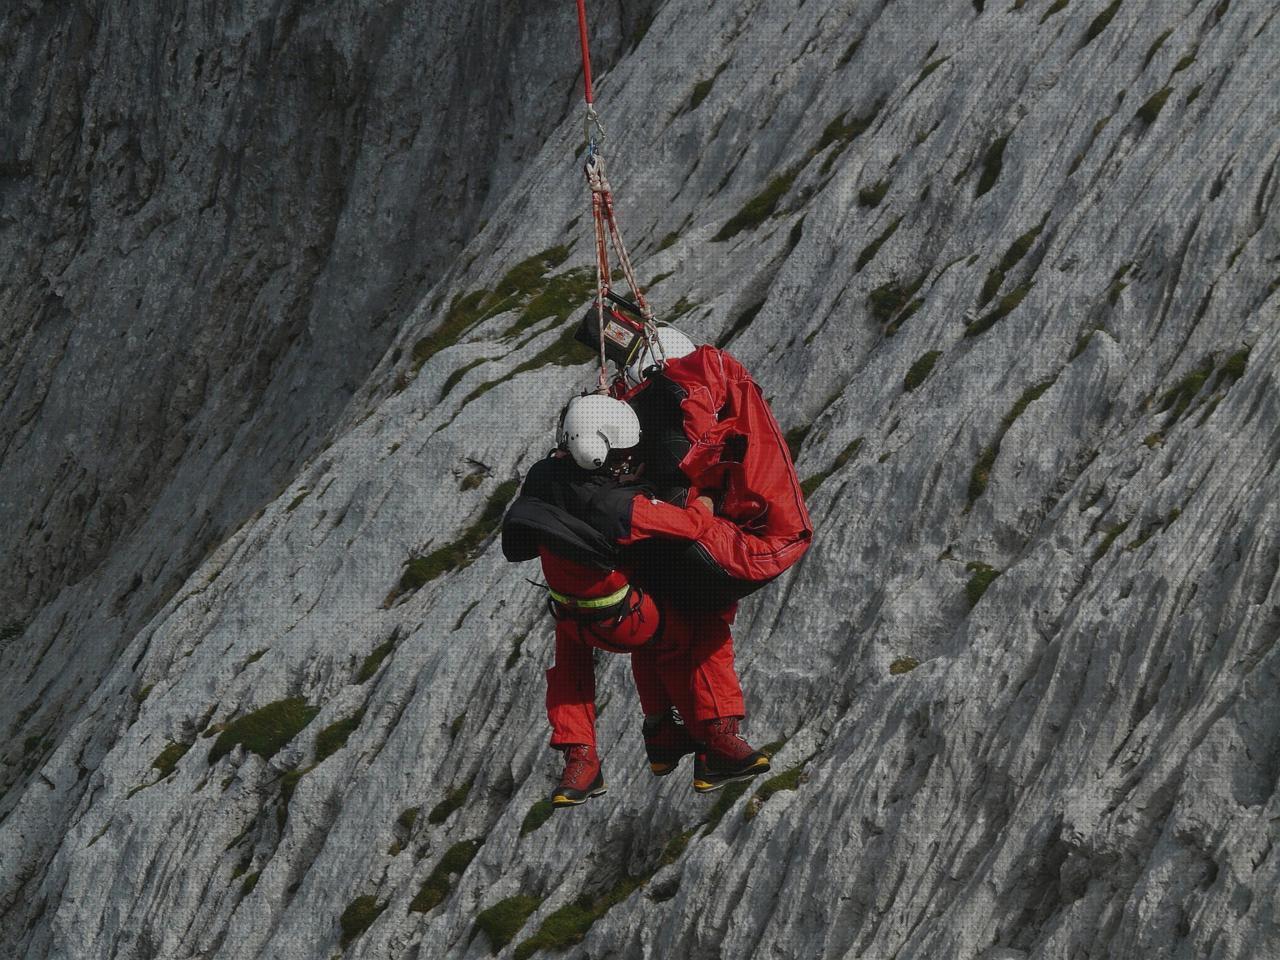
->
xmin=547 ymin=583 xmax=630 ymax=609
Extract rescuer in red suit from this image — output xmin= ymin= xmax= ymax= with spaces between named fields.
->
xmin=502 ymin=394 xmax=773 ymax=804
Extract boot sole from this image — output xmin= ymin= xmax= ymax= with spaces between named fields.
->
xmin=649 ymin=760 xmax=683 ymax=777
xmin=692 ymin=757 xmax=771 ymax=793
xmin=551 ymin=784 xmax=608 ymax=807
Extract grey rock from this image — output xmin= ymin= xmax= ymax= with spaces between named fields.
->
xmin=3 ymin=1 xmax=1278 ymax=959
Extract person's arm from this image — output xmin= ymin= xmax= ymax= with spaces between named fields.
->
xmin=617 ymin=492 xmax=718 ymax=545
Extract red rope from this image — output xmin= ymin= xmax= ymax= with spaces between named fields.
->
xmin=575 ymin=0 xmax=595 ymax=105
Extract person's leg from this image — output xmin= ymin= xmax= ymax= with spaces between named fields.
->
xmin=662 ymin=603 xmax=770 ymax=792
xmin=544 ymin=620 xmax=607 ymax=805
xmin=545 ymin=621 xmax=597 ymax=748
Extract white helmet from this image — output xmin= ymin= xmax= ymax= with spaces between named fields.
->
xmin=623 ymin=326 xmax=696 ymax=388
xmin=558 ymin=395 xmax=641 ymax=471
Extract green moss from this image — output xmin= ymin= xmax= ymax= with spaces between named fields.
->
xmin=286 ymin=489 xmax=309 ymax=512
xmin=208 ymin=698 xmax=320 ymax=764
xmin=427 ymin=779 xmax=473 ymax=825
xmin=1136 ymin=86 xmax=1173 ymax=124
xmin=855 ymin=217 xmax=902 ymax=271
xmin=686 ymin=62 xmax=728 ymax=112
xmin=1215 ymin=346 xmax=1250 ymax=385
xmin=239 ymin=871 xmax=260 ymax=899
xmin=1142 ymin=29 xmax=1173 ymax=69
xmin=858 ymin=178 xmax=890 ymax=208
xmin=746 ymin=765 xmax=806 ymax=820
xmin=800 ymin=437 xmax=864 ymax=497
xmin=412 ymin=291 xmax=487 ymax=371
xmin=0 ymin=620 xmax=23 ymax=642
xmin=1070 ymin=330 xmax=1095 ymax=360
xmin=1092 ymin=520 xmax=1131 ymax=562
xmin=655 ymin=231 xmax=681 ymax=252
xmin=409 ymin=838 xmax=483 ymax=913
xmin=135 ymin=683 xmax=155 ymax=703
xmin=439 ymin=358 xmax=487 ymax=402
xmin=779 ymin=426 xmax=809 ymax=464
xmin=1157 ymin=355 xmax=1214 ymax=423
xmin=505 ymin=632 xmax=528 ymax=671
xmin=1081 ymin=0 xmax=1123 ymax=46
xmin=460 ymin=325 xmax=596 ymax=407
xmin=340 ymin=894 xmax=387 ymax=947
xmin=356 ymin=636 xmax=395 ymax=683
xmin=1040 ymin=0 xmax=1069 ymax=23
xmin=964 ymin=562 xmax=1001 ymax=608
xmin=713 ymin=169 xmax=799 ymax=242
xmin=1068 ymin=115 xmax=1112 ymax=176
xmin=904 ymin=351 xmax=942 ymax=392
xmin=397 ymin=805 xmax=420 ymax=831
xmin=702 ymin=780 xmax=753 ymax=836
xmin=495 ymin=247 xmax=572 ymax=300
xmin=967 ymin=378 xmax=1056 ymax=506
xmin=1185 ymin=82 xmax=1204 ymax=105
xmin=837 ymin=36 xmax=862 ymax=67
xmin=513 ymin=877 xmax=644 ymax=960
xmin=974 ymin=135 xmax=1009 ymax=198
xmin=521 ymin=799 xmax=556 ymax=837
xmin=907 ymin=57 xmax=951 ymax=97
xmin=814 ymin=105 xmax=880 ymax=174
xmin=499 ymin=267 xmax=595 ymax=340
xmin=450 ymin=712 xmax=466 ymax=739
xmin=244 ymin=649 xmax=267 ymax=667
xmin=151 ymin=741 xmax=191 ymax=779
xmin=786 ymin=216 xmax=806 ymax=253
xmin=890 ymin=656 xmax=921 ymax=675
xmin=396 ymin=480 xmax=520 ymax=595
xmin=475 ymin=895 xmax=544 ymax=952
xmin=963 ymin=282 xmax=1033 ymax=337
xmin=1172 ymin=52 xmax=1196 ymax=73
xmin=647 ymin=270 xmax=675 ymax=288
xmin=315 ymin=709 xmax=365 ymax=763
xmin=717 ymin=300 xmax=767 ymax=348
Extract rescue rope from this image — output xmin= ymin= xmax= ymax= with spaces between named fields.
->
xmin=573 ymin=0 xmax=661 ymax=390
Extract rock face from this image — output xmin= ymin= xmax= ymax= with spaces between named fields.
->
xmin=2 ymin=1 xmax=1278 ymax=958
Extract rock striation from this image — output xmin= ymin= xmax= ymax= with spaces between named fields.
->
xmin=2 ymin=1 xmax=1278 ymax=958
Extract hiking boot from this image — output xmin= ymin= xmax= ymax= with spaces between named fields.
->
xmin=691 ymin=717 xmax=771 ymax=793
xmin=642 ymin=708 xmax=698 ymax=776
xmin=551 ymin=744 xmax=607 ymax=807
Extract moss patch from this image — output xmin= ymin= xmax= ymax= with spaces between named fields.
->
xmin=340 ymin=894 xmax=387 ymax=947
xmin=713 ymin=169 xmax=799 ymax=242
xmin=395 ymin=480 xmax=520 ymax=597
xmin=1142 ymin=28 xmax=1173 ymax=69
xmin=521 ymin=799 xmax=556 ymax=837
xmin=409 ymin=838 xmax=483 ymax=913
xmin=907 ymin=57 xmax=951 ymax=96
xmin=855 ymin=217 xmax=902 ymax=271
xmin=239 ymin=871 xmax=260 ymax=899
xmin=858 ymin=178 xmax=890 ymax=208
xmin=904 ymin=351 xmax=942 ymax=392
xmin=964 ymin=282 xmax=1033 ymax=338
xmin=1040 ymin=0 xmax=1069 ymax=23
xmin=717 ymin=300 xmax=767 ymax=348
xmin=427 ymin=778 xmax=473 ymax=825
xmin=979 ymin=214 xmax=1048 ymax=306
xmin=315 ymin=709 xmax=365 ymax=763
xmin=686 ymin=62 xmax=728 ymax=112
xmin=356 ymin=636 xmax=396 ymax=683
xmin=1080 ymin=0 xmax=1123 ymax=47
xmin=814 ymin=105 xmax=880 ymax=174
xmin=209 ymin=698 xmax=320 ymax=764
xmin=801 ymin=437 xmax=864 ymax=497
xmin=505 ymin=631 xmax=529 ymax=671
xmin=745 ymin=764 xmax=807 ymax=820
xmin=439 ymin=358 xmax=487 ymax=403
xmin=460 ymin=325 xmax=596 ymax=407
xmin=1092 ymin=520 xmax=1131 ymax=563
xmin=967 ymin=378 xmax=1056 ymax=507
xmin=286 ymin=489 xmax=310 ymax=512
xmin=1136 ymin=86 xmax=1173 ymax=124
xmin=890 ymin=656 xmax=921 ymax=675
xmin=974 ymin=135 xmax=1009 ymax=198
xmin=1157 ymin=354 xmax=1217 ymax=424
xmin=964 ymin=562 xmax=1001 ymax=608
xmin=397 ymin=805 xmax=420 ymax=831
xmin=498 ymin=267 xmax=596 ymax=341
xmin=476 ymin=895 xmax=544 ymax=952
xmin=151 ymin=741 xmax=192 ymax=779
xmin=513 ymin=877 xmax=645 ymax=960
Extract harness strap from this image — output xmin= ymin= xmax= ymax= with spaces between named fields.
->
xmin=547 ymin=582 xmax=631 ymax=609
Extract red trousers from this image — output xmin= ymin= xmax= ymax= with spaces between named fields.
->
xmin=545 ymin=595 xmax=745 ymax=749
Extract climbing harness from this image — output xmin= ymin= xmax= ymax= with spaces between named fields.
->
xmin=573 ymin=0 xmax=666 ymax=391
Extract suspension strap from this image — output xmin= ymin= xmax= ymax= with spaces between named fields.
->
xmin=573 ymin=0 xmax=661 ymax=390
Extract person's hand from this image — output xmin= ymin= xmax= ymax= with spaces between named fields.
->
xmin=696 ymin=495 xmax=715 ymax=514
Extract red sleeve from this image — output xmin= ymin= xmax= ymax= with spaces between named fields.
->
xmin=618 ymin=494 xmax=716 ymax=545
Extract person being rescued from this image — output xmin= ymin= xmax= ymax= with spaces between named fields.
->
xmin=501 ymin=393 xmax=773 ymax=805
